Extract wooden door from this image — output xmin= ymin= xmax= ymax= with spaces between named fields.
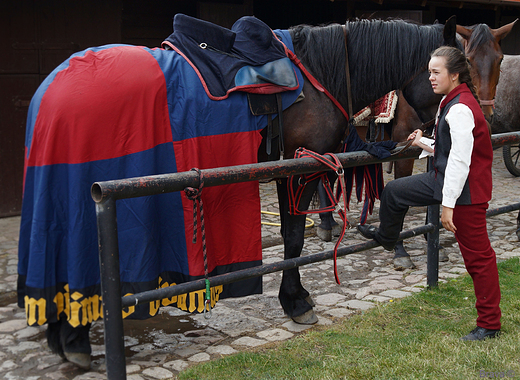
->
xmin=0 ymin=0 xmax=121 ymax=217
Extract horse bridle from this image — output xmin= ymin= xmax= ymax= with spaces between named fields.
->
xmin=480 ymin=99 xmax=495 ymax=107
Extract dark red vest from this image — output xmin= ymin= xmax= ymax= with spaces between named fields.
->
xmin=433 ymin=83 xmax=493 ymax=205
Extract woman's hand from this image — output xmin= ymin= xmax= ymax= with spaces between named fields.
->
xmin=407 ymin=129 xmax=423 ymax=146
xmin=441 ymin=206 xmax=457 ymax=233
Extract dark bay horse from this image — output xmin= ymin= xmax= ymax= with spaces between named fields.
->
xmin=18 ymin=15 xmax=458 ymax=368
xmin=386 ymin=20 xmax=517 ymax=268
xmin=276 ymin=17 xmax=458 ymax=322
xmin=393 ymin=20 xmax=517 ymax=179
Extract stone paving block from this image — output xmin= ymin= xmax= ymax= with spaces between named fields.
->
xmin=315 ymin=293 xmax=348 ymax=306
xmin=0 ymin=319 xmax=28 ymax=333
xmin=231 ymin=336 xmax=268 ymax=347
xmin=281 ymin=320 xmax=315 ymax=332
xmin=188 ymin=352 xmax=211 ymax=362
xmin=175 ymin=346 xmax=202 ymax=358
xmin=363 ymin=295 xmax=392 ymax=302
xmin=14 ymin=326 xmax=43 ymax=339
xmin=401 ymin=286 xmax=424 ymax=293
xmin=126 ymin=364 xmax=141 ymax=374
xmin=257 ymin=328 xmax=294 ymax=341
xmin=127 ymin=375 xmax=144 ymax=380
xmin=206 ymin=345 xmax=238 ymax=355
xmin=337 ymin=300 xmax=375 ymax=310
xmin=324 ymin=308 xmax=354 ymax=318
xmin=0 ymin=335 xmax=15 ymax=346
xmin=368 ymin=279 xmax=403 ymax=291
xmin=379 ymin=289 xmax=412 ymax=299
xmin=0 ymin=359 xmax=18 ymax=371
xmin=142 ymin=367 xmax=174 ymax=379
xmin=163 ymin=359 xmax=189 ymax=372
xmin=355 ymin=287 xmax=372 ymax=299
xmin=404 ymin=274 xmax=425 ymax=284
xmin=73 ymin=373 xmax=108 ymax=380
xmin=316 ymin=315 xmax=333 ymax=325
xmin=7 ymin=341 xmax=41 ymax=354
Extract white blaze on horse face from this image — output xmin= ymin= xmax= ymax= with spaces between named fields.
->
xmin=428 ymin=56 xmax=459 ymax=95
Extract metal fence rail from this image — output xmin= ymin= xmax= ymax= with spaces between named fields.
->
xmin=92 ymin=131 xmax=520 ymax=380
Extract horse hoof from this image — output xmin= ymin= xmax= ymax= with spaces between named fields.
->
xmin=292 ymin=309 xmax=318 ymax=325
xmin=393 ymin=256 xmax=415 ymax=270
xmin=64 ymin=352 xmax=91 ymax=370
xmin=516 ymin=229 xmax=520 ymax=241
xmin=331 ymin=223 xmax=343 ymax=237
xmin=316 ymin=227 xmax=332 ymax=242
xmin=305 ymin=295 xmax=316 ymax=307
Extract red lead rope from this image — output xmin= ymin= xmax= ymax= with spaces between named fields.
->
xmin=288 ymin=148 xmax=350 ymax=284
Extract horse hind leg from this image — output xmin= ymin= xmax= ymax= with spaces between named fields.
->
xmin=276 ymin=178 xmax=319 ymax=325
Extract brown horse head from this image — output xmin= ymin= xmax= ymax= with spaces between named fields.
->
xmin=457 ymin=20 xmax=517 ymax=122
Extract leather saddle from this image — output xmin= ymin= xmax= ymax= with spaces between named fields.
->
xmin=162 ymin=14 xmax=302 ymax=160
xmin=161 ymin=14 xmax=299 ymax=99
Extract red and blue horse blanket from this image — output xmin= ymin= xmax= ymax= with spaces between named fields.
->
xmin=18 ymin=16 xmax=303 ymax=327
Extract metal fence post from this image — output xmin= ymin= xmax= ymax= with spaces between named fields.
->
xmin=426 ymin=203 xmax=440 ymax=287
xmin=426 ymin=156 xmax=440 ymax=287
xmin=96 ymin=198 xmax=126 ymax=380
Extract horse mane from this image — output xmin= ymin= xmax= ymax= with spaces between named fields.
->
xmin=289 ymin=19 xmax=446 ymax=112
xmin=465 ymin=24 xmax=495 ymax=54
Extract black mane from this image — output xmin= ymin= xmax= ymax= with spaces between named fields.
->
xmin=289 ymin=19 xmax=446 ymax=113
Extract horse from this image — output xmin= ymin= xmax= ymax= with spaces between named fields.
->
xmin=384 ymin=20 xmax=517 ymax=268
xmin=17 ymin=14 xmax=458 ymax=368
xmin=487 ymin=54 xmax=520 ymax=238
xmin=492 ymin=55 xmax=520 ymax=136
xmin=394 ymin=21 xmax=517 ymax=172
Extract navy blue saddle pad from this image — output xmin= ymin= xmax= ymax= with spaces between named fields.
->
xmin=162 ymin=14 xmax=298 ymax=99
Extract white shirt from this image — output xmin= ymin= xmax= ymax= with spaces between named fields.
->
xmin=419 ymin=100 xmax=475 ymax=208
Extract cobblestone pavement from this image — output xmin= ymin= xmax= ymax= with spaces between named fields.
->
xmin=1 ymin=150 xmax=519 ymax=379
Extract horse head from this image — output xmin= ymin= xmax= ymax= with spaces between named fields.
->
xmin=457 ymin=19 xmax=518 ymax=123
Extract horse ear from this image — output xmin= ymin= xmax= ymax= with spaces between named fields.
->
xmin=492 ymin=19 xmax=518 ymax=42
xmin=443 ymin=16 xmax=457 ymax=47
xmin=456 ymin=25 xmax=473 ymax=41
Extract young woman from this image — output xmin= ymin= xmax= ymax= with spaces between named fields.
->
xmin=357 ymin=46 xmax=501 ymax=341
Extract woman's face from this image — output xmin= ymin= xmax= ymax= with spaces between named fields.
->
xmin=428 ymin=56 xmax=459 ymax=95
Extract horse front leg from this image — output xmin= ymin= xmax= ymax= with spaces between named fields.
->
xmin=276 ymin=177 xmax=319 ymax=324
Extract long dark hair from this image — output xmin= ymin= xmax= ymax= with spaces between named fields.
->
xmin=431 ymin=46 xmax=480 ymax=102
xmin=289 ymin=19 xmax=447 ymax=112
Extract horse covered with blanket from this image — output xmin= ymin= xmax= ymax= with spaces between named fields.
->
xmin=18 ymin=14 xmax=305 ymax=368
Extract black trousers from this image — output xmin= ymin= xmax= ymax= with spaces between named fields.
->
xmin=376 ymin=171 xmax=501 ymax=329
xmin=375 ymin=171 xmax=439 ymax=249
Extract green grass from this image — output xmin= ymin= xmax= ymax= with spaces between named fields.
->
xmin=178 ymin=257 xmax=520 ymax=379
